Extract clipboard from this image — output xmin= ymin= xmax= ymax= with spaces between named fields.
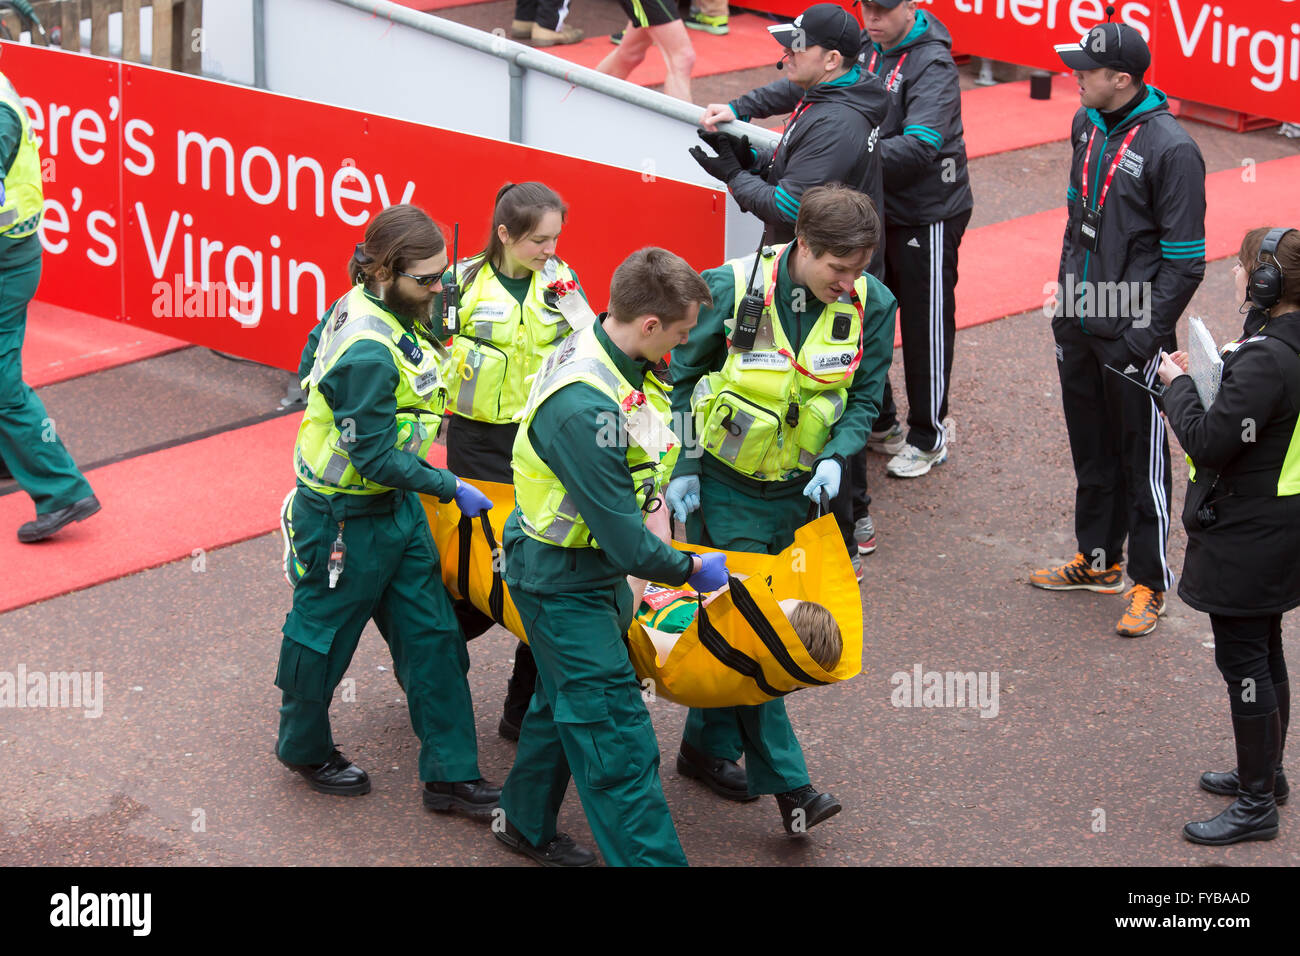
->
xmin=1104 ymin=364 xmax=1166 ymax=400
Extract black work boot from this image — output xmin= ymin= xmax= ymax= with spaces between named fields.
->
xmin=498 ymin=642 xmax=537 ymax=742
xmin=676 ymin=739 xmax=757 ymax=802
xmin=494 ymin=819 xmax=597 ymax=867
xmin=278 ymin=748 xmax=371 ymax=796
xmin=17 ymin=494 xmax=101 ymax=543
xmin=1184 ymin=711 xmax=1280 ymax=845
xmin=1200 ymin=681 xmax=1290 ymax=805
xmin=423 ymin=778 xmax=502 ymax=819
xmin=775 ymin=784 xmax=842 ymax=835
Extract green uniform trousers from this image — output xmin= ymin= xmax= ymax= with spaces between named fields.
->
xmin=682 ymin=471 xmax=811 ymax=795
xmin=0 ymin=255 xmax=94 ymax=512
xmin=275 ymin=487 xmax=481 ymax=783
xmin=500 ymin=581 xmax=687 ymax=867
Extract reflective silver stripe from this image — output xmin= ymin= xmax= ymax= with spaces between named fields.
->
xmin=475 ymin=321 xmax=494 ymax=339
xmin=456 ymin=356 xmax=479 ymax=416
xmin=0 ymin=208 xmax=19 ymax=227
xmin=321 ymin=452 xmax=351 ymax=486
xmin=691 ymin=375 xmax=714 ymax=409
xmin=540 ymin=258 xmax=559 ymax=283
xmin=539 ymin=493 xmax=581 ymax=544
xmin=826 ymin=392 xmax=844 ymax=419
xmin=798 ymin=448 xmax=817 ymax=469
xmin=316 ymin=314 xmax=396 ymax=380
xmin=535 ymin=357 xmax=620 ymax=400
xmin=717 ymin=408 xmax=755 ymax=463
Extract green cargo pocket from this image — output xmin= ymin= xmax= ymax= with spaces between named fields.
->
xmin=274 ymin=609 xmax=337 ymax=702
xmin=553 ymin=688 xmax=627 ymax=791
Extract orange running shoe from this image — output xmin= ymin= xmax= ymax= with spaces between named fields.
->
xmin=1028 ymin=553 xmax=1124 ymax=592
xmin=1117 ymin=585 xmax=1165 ymax=637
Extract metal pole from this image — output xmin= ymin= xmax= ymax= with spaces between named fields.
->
xmin=253 ymin=0 xmax=267 ymax=89
xmin=508 ymin=58 xmax=524 ymax=144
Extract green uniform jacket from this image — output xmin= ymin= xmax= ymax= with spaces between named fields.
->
xmin=297 ymin=290 xmax=457 ymax=508
xmin=669 ymin=248 xmax=898 ymax=487
xmin=504 ymin=320 xmax=694 ymax=594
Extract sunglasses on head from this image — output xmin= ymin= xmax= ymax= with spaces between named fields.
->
xmin=396 ymin=269 xmax=442 ymax=288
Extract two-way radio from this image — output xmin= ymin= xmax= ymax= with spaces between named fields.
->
xmin=444 ymin=222 xmax=461 ymax=333
xmin=732 ymin=239 xmax=769 ymax=352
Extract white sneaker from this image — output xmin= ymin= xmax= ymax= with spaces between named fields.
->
xmin=886 ymin=442 xmax=949 ymax=478
xmin=867 ymin=423 xmax=905 ymax=456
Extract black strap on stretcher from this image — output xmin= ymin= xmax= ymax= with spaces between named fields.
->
xmin=457 ymin=511 xmax=506 ymax=626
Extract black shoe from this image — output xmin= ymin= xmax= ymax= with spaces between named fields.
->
xmin=1184 ymin=712 xmax=1280 ymax=846
xmin=775 ymin=784 xmax=842 ymax=835
xmin=1200 ymin=680 xmax=1290 ymax=805
xmin=494 ymin=819 xmax=597 ymax=866
xmin=17 ymin=494 xmax=101 ymax=543
xmin=676 ymin=740 xmax=758 ymax=802
xmin=278 ymin=749 xmax=371 ymax=796
xmin=498 ymin=715 xmax=522 ymax=742
xmin=423 ymin=778 xmax=502 ymax=819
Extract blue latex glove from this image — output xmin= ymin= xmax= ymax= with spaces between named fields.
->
xmin=665 ymin=475 xmax=701 ymax=523
xmin=687 ymin=552 xmax=729 ymax=593
xmin=453 ymin=479 xmax=493 ymax=517
xmin=802 ymin=459 xmax=841 ymax=501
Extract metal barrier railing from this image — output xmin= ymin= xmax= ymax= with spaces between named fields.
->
xmin=321 ymin=0 xmax=780 ymax=150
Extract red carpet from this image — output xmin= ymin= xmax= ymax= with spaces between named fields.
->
xmin=963 ymin=74 xmax=1081 ymax=159
xmin=944 ymin=154 xmax=1300 ymax=347
xmin=542 ymin=13 xmax=782 ymax=86
xmin=24 ymin=301 xmax=189 ymax=388
xmin=0 ymin=416 xmax=448 ymax=613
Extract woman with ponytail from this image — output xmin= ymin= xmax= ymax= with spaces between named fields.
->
xmin=432 ymin=182 xmax=587 ymax=741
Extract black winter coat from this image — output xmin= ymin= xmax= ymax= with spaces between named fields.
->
xmin=1162 ymin=310 xmax=1300 ymax=616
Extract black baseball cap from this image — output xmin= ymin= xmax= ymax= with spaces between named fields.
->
xmin=860 ymin=0 xmax=907 ymax=8
xmin=1055 ymin=22 xmax=1151 ymax=77
xmin=768 ymin=4 xmax=863 ymax=60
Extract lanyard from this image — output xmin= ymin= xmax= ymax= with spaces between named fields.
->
xmin=760 ymin=251 xmax=866 ymax=384
xmin=773 ymin=99 xmax=811 ymax=162
xmin=867 ymin=50 xmax=908 ymax=89
xmin=1081 ymin=124 xmax=1142 ymax=211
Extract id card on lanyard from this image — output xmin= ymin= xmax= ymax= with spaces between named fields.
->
xmin=1079 ymin=124 xmax=1142 ymax=254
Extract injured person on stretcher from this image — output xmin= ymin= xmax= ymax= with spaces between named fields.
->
xmin=629 ymin=497 xmax=843 ymax=672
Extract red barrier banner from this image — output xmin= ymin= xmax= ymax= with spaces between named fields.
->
xmin=1 ymin=42 xmax=726 ymax=371
xmin=927 ymin=0 xmax=1299 ymax=122
xmin=734 ymin=1 xmax=1298 ymax=122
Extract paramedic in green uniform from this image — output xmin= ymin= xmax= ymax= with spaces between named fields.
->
xmin=430 ymin=182 xmax=586 ymax=742
xmin=0 ymin=67 xmax=101 ymax=543
xmin=666 ymin=184 xmax=896 ymax=833
xmin=276 ymin=205 xmax=500 ymax=817
xmin=494 ymin=247 xmax=728 ymax=867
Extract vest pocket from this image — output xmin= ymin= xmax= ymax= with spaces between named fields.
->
xmin=793 ymin=392 xmax=846 ymax=468
xmin=699 ymin=389 xmax=784 ymax=478
xmin=451 ymin=338 xmax=508 ymax=420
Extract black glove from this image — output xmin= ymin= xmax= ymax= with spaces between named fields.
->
xmin=697 ymin=129 xmax=755 ymax=171
xmin=689 ymin=142 xmax=744 ymax=185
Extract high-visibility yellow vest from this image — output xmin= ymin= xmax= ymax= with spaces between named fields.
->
xmin=691 ymin=245 xmax=866 ymax=481
xmin=295 ymin=285 xmax=451 ymax=495
xmin=512 ymin=324 xmax=679 ymax=548
xmin=0 ymin=72 xmax=44 ymax=239
xmin=448 ymin=255 xmax=580 ymax=424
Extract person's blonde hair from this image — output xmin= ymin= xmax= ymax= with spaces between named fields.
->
xmin=787 ymin=601 xmax=843 ymax=671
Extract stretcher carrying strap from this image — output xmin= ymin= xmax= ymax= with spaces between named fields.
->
xmin=458 ymin=511 xmax=506 ymax=625
xmin=727 ymin=575 xmax=829 ymax=687
xmin=695 ymin=584 xmax=792 ymax=700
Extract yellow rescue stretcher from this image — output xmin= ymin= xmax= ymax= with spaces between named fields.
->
xmin=420 ymin=479 xmax=863 ymax=708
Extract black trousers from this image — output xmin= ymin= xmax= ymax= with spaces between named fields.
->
xmin=445 ymin=415 xmax=537 ymax=707
xmin=830 ymin=449 xmax=871 ymax=557
xmin=874 ymin=209 xmax=971 ymax=452
xmin=1211 ymin=613 xmax=1289 ymax=716
xmin=1053 ymin=319 xmax=1175 ymax=590
xmin=514 ymin=0 xmax=569 ymax=29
